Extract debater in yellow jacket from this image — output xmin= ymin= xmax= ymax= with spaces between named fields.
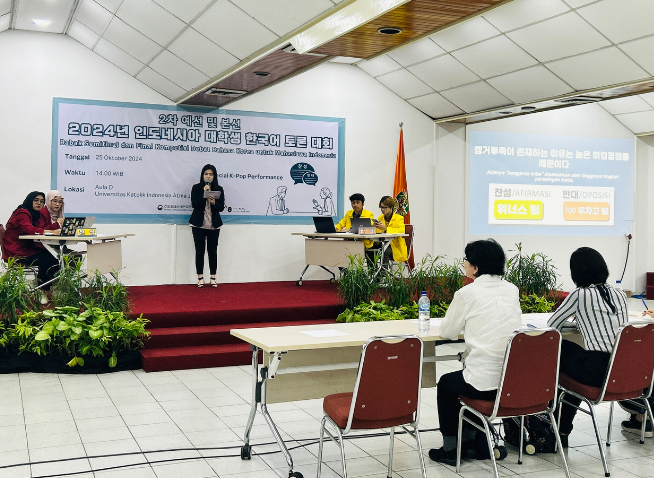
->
xmin=375 ymin=213 xmax=408 ymax=263
xmin=335 ymin=193 xmax=375 ymax=249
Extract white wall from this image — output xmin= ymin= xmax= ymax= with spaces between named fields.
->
xmin=0 ymin=30 xmax=436 ymax=285
xmin=435 ymin=103 xmax=648 ymax=293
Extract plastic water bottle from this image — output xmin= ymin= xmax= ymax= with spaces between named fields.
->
xmin=418 ymin=292 xmax=430 ymax=333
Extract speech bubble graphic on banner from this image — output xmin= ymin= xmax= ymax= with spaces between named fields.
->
xmin=290 ymin=163 xmax=317 ymax=185
xmin=303 ymin=172 xmax=318 ymax=185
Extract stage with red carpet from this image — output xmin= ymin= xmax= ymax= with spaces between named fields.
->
xmin=131 ymin=281 xmax=343 ymax=372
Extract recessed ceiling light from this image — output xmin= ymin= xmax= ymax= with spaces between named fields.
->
xmin=253 ymin=71 xmax=270 ymax=77
xmin=377 ymin=27 xmax=402 ymax=35
xmin=32 ymin=18 xmax=51 ymax=26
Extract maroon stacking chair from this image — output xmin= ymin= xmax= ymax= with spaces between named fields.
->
xmin=0 ymin=223 xmax=6 ymax=258
xmin=456 ymin=328 xmax=569 ymax=478
xmin=557 ymin=322 xmax=654 ymax=477
xmin=317 ymin=335 xmax=426 ymax=478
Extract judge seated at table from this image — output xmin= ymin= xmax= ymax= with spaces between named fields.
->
xmin=429 ymin=239 xmax=522 ymax=465
xmin=334 ymin=193 xmax=375 ymax=249
xmin=2 ymin=191 xmax=62 ymax=289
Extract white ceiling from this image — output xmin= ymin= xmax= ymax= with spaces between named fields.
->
xmin=0 ymin=0 xmax=345 ymax=101
xmin=354 ymin=0 xmax=654 ymax=134
xmin=1 ymin=0 xmax=654 ymax=135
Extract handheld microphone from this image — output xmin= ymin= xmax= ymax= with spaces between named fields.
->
xmin=205 ymin=180 xmax=210 ymax=187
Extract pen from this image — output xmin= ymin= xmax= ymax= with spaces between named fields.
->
xmin=643 ymin=298 xmax=649 ymax=311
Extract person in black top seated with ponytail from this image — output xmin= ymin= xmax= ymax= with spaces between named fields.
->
xmin=189 ymin=164 xmax=225 ymax=288
xmin=547 ymin=247 xmax=628 ymax=445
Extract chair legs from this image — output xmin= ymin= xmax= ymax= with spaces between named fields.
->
xmin=518 ymin=415 xmax=525 ymax=465
xmin=548 ymin=410 xmax=571 ymax=478
xmin=317 ymin=415 xmax=348 ymax=478
xmin=388 ymin=427 xmax=395 ymax=478
xmin=456 ymin=405 xmax=501 ymax=478
xmin=642 ymin=398 xmax=654 ymax=444
xmin=317 ymin=418 xmax=426 ymax=478
xmin=607 ymin=402 xmax=614 ymax=446
xmin=558 ymin=390 xmax=610 ymax=477
xmin=317 ymin=416 xmax=326 ymax=478
xmin=456 ymin=407 xmax=570 ymax=478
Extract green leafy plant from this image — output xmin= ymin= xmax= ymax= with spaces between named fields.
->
xmin=0 ymin=258 xmax=40 ymax=323
xmin=336 ymin=299 xmax=450 ymax=323
xmin=504 ymin=243 xmax=559 ymax=297
xmin=380 ymin=267 xmax=411 ymax=309
xmin=430 ymin=259 xmax=466 ymax=304
xmin=408 ymin=255 xmax=465 ymax=304
xmin=50 ymin=256 xmax=86 ymax=309
xmin=84 ymin=270 xmax=130 ymax=313
xmin=336 ymin=300 xmax=406 ymax=323
xmin=337 ymin=254 xmax=378 ymax=310
xmin=1 ymin=307 xmax=149 ymax=367
xmin=520 ymin=294 xmax=555 ymax=314
xmin=399 ymin=301 xmax=450 ymax=320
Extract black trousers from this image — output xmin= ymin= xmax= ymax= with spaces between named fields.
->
xmin=437 ymin=370 xmax=497 ymax=437
xmin=191 ymin=227 xmax=220 ymax=276
xmin=17 ymin=250 xmax=59 ymax=290
xmin=556 ymin=340 xmax=610 ymax=435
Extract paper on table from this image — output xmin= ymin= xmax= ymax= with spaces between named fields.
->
xmin=300 ymin=329 xmax=350 ymax=338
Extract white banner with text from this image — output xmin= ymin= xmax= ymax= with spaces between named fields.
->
xmin=52 ymin=99 xmax=345 ymax=224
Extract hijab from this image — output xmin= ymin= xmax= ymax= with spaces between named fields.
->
xmin=16 ymin=191 xmax=45 ymax=226
xmin=45 ymin=190 xmax=65 ymax=223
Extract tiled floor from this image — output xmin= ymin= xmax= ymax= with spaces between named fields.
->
xmin=1 ymin=342 xmax=653 ymax=478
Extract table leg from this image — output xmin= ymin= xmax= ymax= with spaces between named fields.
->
xmin=241 ymin=346 xmax=300 ymax=477
xmin=242 ymin=345 xmax=259 ymax=459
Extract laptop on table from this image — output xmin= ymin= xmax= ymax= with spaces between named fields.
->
xmin=350 ymin=217 xmax=375 ymax=234
xmin=60 ymin=217 xmax=96 ymax=236
xmin=313 ymin=216 xmax=337 ymax=234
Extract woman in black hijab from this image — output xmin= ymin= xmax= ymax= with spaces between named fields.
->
xmin=2 ymin=191 xmax=61 ymax=289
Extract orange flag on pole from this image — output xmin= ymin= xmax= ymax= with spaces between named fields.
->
xmin=393 ymin=125 xmax=414 ymax=269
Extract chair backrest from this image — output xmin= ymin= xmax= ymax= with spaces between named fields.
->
xmin=490 ymin=328 xmax=562 ymax=419
xmin=0 ymin=223 xmax=5 ymax=258
xmin=346 ymin=335 xmax=423 ymax=431
xmin=404 ymin=224 xmax=414 ymax=260
xmin=600 ymin=322 xmax=654 ymax=402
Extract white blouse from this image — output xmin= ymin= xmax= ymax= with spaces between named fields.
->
xmin=440 ymin=275 xmax=522 ymax=391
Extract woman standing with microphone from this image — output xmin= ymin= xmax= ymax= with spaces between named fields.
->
xmin=189 ymin=164 xmax=224 ymax=288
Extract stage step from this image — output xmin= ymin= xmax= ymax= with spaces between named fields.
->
xmin=145 ymin=319 xmax=335 ymax=349
xmin=132 ymin=281 xmax=344 ymax=372
xmin=141 ymin=343 xmax=255 ymax=372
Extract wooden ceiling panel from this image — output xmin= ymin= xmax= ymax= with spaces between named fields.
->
xmin=182 ymin=50 xmax=328 ymax=107
xmin=311 ymin=0 xmax=507 ymax=58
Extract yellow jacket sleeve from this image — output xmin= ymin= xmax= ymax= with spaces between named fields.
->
xmin=335 ymin=210 xmax=353 ymax=231
xmin=378 ymin=213 xmax=407 ymax=262
xmin=361 ymin=209 xmax=375 ymax=248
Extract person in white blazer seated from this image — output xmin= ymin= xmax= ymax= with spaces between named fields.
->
xmin=429 ymin=239 xmax=522 ymax=465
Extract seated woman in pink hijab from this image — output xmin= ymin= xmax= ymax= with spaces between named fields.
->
xmin=45 ymin=190 xmax=65 ymax=225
